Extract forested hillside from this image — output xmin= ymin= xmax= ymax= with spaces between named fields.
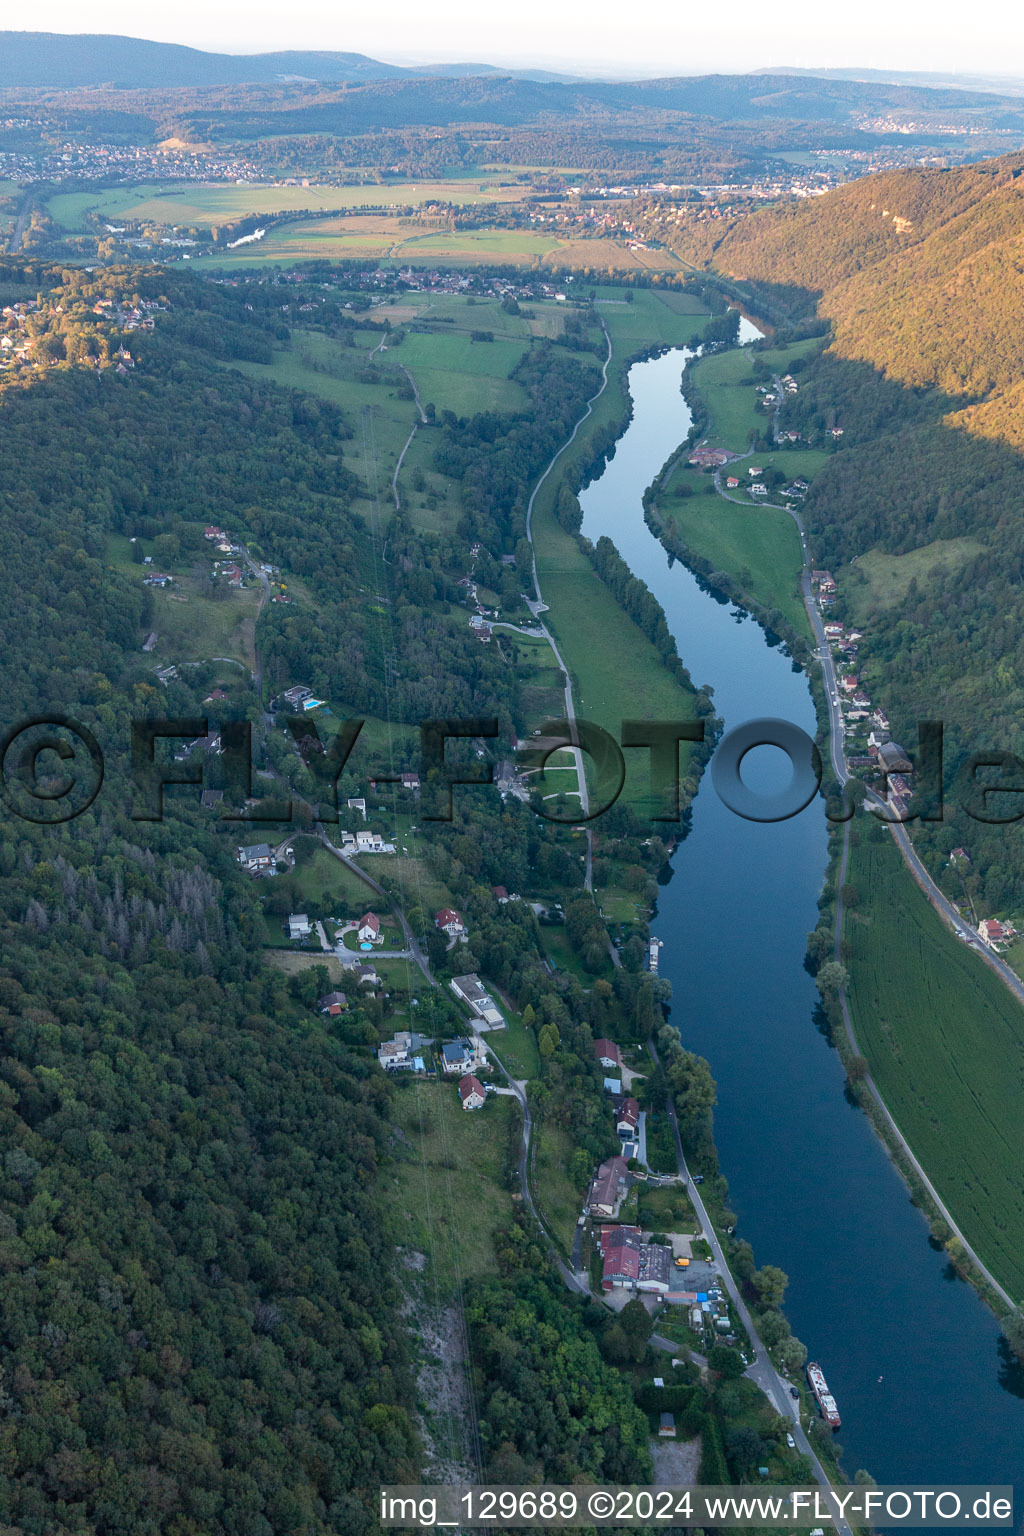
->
xmin=680 ymin=153 xmax=1024 ymax=910
xmin=0 ymin=260 xmax=426 ymax=1532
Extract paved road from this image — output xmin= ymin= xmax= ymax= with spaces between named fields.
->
xmin=392 ymin=423 xmax=417 ymax=511
xmin=8 ymin=189 xmax=32 ymax=251
xmin=522 ymin=320 xmax=613 ymax=889
xmin=646 ymin=1036 xmax=853 ymax=1536
xmin=318 ymin=831 xmax=435 ymax=986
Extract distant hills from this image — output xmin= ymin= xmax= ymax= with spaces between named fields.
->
xmin=760 ymin=65 xmax=1024 ymax=99
xmin=0 ymin=31 xmax=580 ymax=88
xmin=4 ymin=31 xmax=1024 ymax=128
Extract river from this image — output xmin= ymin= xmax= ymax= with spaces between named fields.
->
xmin=577 ymin=339 xmax=1024 ymax=1507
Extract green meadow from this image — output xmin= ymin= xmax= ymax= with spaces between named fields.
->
xmin=662 ymin=496 xmax=812 ymax=641
xmin=845 ymin=826 xmax=1024 ymax=1299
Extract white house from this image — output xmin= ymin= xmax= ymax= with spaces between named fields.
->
xmin=458 ymin=1074 xmax=486 ymax=1111
xmin=287 ymin=914 xmax=311 ymax=940
xmin=356 ymin=830 xmax=384 ymax=853
xmin=357 ymin=913 xmax=381 ymax=944
xmin=435 ymin=907 xmax=465 ymax=938
xmin=379 ymin=1038 xmax=410 ymax=1070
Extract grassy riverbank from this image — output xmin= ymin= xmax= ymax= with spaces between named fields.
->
xmin=842 ymin=824 xmax=1024 ymax=1301
xmin=529 ymin=293 xmax=715 ymax=813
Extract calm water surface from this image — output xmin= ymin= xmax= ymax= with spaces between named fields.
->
xmin=578 ymin=341 xmax=1024 ymax=1508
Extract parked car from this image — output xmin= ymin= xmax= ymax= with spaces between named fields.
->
xmin=786 ymin=1433 xmax=796 ymax=1448
xmin=790 ymin=1386 xmax=800 ymax=1400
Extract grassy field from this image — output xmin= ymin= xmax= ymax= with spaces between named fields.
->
xmin=526 ymin=297 xmax=710 ymax=813
xmin=382 ymin=1078 xmax=517 ymax=1282
xmin=532 ymin=1121 xmax=587 ymax=1252
xmin=754 ymin=335 xmax=825 ymax=372
xmin=845 ymin=825 xmax=1024 ymax=1299
xmin=483 ymin=1010 xmax=541 ymax=1080
xmin=278 ymin=845 xmax=379 ymax=915
xmin=395 ymin=330 xmax=528 ymax=416
xmin=47 ymin=179 xmax=531 ymax=233
xmin=661 ymin=497 xmax=812 ymax=641
xmin=689 ymin=347 xmax=762 ymax=453
xmin=228 ymin=328 xmax=420 ymax=512
xmin=844 ymin=537 xmax=987 ymax=617
xmin=637 ymin=1181 xmax=698 ymax=1231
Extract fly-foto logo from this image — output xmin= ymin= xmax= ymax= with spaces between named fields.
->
xmin=0 ymin=712 xmax=1017 ymax=827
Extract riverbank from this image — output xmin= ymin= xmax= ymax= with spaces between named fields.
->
xmin=641 ymin=325 xmax=1024 ymax=1320
xmin=578 ymin=343 xmax=1024 ymax=1493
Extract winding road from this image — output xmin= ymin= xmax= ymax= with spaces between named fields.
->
xmin=521 ymin=320 xmax=614 ymax=888
xmin=645 ymin=1037 xmax=854 ymax=1536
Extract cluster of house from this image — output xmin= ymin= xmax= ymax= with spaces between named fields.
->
xmin=597 ymin=1225 xmax=672 ymax=1295
xmin=815 ymin=572 xmax=924 ymax=813
xmin=378 ymin=1030 xmax=428 ymax=1073
xmin=585 ymin=1037 xmax=642 ymax=1213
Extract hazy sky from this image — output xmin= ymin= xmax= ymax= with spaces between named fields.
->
xmin=24 ymin=0 xmax=1024 ymax=78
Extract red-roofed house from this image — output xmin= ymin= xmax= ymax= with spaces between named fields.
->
xmin=600 ymin=1225 xmax=641 ymax=1289
xmin=593 ymin=1038 xmax=622 ymax=1070
xmin=458 ymin=1074 xmax=486 ymax=1110
xmin=357 ymin=913 xmax=381 ymax=944
xmin=435 ymin=908 xmax=465 ymax=938
xmin=616 ymin=1097 xmax=640 ymax=1137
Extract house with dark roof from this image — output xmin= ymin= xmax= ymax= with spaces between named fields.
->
xmin=318 ymin=991 xmax=348 ymax=1015
xmin=878 ymin=741 xmax=913 ymax=774
xmin=588 ymin=1155 xmax=629 ymax=1219
xmin=441 ymin=1040 xmax=474 ymax=1074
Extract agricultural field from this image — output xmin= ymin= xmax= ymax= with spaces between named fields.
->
xmin=661 ymin=496 xmax=812 ymax=641
xmin=845 ymin=825 xmax=1024 ymax=1299
xmin=598 ymin=286 xmax=709 ymax=348
xmin=382 ymin=1079 xmax=518 ymax=1283
xmin=546 ymin=238 xmax=685 ymax=273
xmin=202 ymin=214 xmax=412 ymax=267
xmin=46 ymin=178 xmax=531 ymax=232
xmin=394 ymin=330 xmax=529 ymax=416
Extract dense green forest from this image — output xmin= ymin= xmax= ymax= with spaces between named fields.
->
xmin=681 ymin=153 xmax=1024 ymax=909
